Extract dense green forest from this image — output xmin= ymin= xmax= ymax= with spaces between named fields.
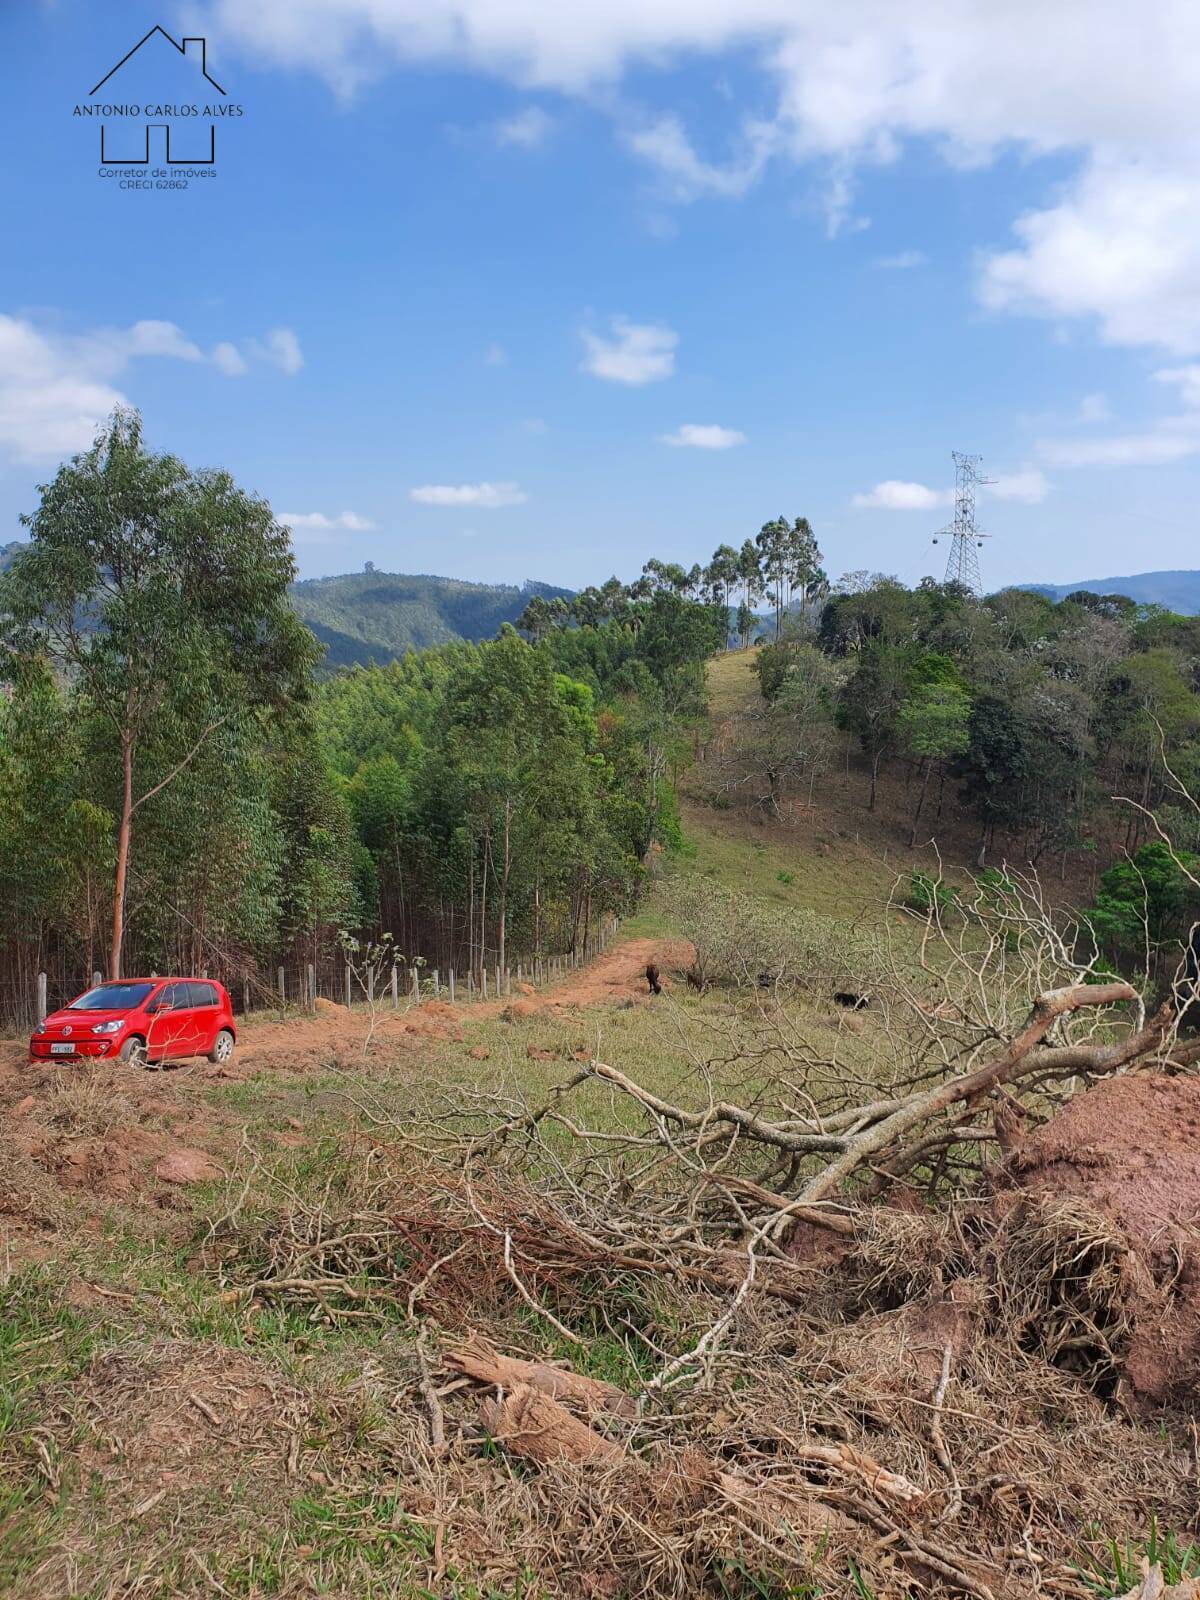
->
xmin=1 ymin=415 xmax=1199 ymax=1015
xmin=0 ymin=414 xmax=723 ymax=1012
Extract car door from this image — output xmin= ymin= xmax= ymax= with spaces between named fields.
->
xmin=146 ymin=982 xmax=197 ymax=1061
xmin=186 ymin=981 xmax=220 ymax=1054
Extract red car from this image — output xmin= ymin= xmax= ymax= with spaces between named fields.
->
xmin=30 ymin=978 xmax=237 ymax=1068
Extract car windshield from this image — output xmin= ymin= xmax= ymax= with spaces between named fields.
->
xmin=68 ymin=982 xmax=156 ymax=1011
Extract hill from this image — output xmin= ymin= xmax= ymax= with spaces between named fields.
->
xmin=288 ymin=569 xmax=573 ymax=666
xmin=3 ymin=543 xmax=569 ymax=665
xmin=1025 ymin=568 xmax=1200 ymax=613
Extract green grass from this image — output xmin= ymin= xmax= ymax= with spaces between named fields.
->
xmin=1076 ymin=1520 xmax=1200 ymax=1595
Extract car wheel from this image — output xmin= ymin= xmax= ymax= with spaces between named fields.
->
xmin=209 ymin=1029 xmax=235 ymax=1065
xmin=118 ymin=1036 xmax=147 ymax=1068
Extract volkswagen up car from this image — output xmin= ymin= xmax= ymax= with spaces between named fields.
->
xmin=29 ymin=978 xmax=237 ymax=1068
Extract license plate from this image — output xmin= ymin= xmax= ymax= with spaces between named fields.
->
xmin=50 ymin=1042 xmax=75 ymax=1055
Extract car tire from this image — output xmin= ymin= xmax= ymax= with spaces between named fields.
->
xmin=209 ymin=1029 xmax=234 ymax=1065
xmin=118 ymin=1036 xmax=147 ymax=1068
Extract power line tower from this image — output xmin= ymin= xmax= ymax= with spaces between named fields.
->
xmin=932 ymin=451 xmax=993 ymax=596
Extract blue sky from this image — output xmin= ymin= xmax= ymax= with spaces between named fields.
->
xmin=2 ymin=1 xmax=1199 ymax=591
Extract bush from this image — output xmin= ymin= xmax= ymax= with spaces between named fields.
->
xmin=906 ymin=871 xmax=958 ymax=918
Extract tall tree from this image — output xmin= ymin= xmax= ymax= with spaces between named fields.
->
xmin=0 ymin=409 xmax=318 ymax=977
xmin=737 ymin=540 xmax=763 ymax=646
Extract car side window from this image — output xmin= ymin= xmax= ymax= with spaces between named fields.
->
xmin=189 ymin=982 xmax=218 ymax=1007
xmin=156 ymin=982 xmax=184 ymax=1011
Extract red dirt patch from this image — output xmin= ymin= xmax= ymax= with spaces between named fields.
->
xmin=998 ymin=1072 xmax=1200 ymax=1410
xmin=156 ymin=1148 xmax=222 ymax=1185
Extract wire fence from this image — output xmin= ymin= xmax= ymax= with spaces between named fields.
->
xmin=4 ymin=915 xmax=623 ymax=1031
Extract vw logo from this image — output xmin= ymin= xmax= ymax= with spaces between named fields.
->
xmin=62 ymin=1026 xmax=72 ymax=1036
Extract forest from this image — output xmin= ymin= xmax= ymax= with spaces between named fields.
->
xmin=1 ymin=414 xmax=1198 ymax=1016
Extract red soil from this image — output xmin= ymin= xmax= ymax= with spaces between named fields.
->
xmin=999 ymin=1071 xmax=1200 ymax=1410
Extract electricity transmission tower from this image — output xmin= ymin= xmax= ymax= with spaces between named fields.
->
xmin=932 ymin=452 xmax=993 ymax=596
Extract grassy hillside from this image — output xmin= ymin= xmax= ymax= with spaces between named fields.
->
xmin=288 ymin=569 xmax=574 ymax=666
xmin=1025 ymin=567 xmax=1200 ymax=613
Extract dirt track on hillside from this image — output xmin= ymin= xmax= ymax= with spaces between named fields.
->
xmin=232 ymin=936 xmax=695 ymax=1068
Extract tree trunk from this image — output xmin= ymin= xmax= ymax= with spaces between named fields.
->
xmin=909 ymin=758 xmax=932 ymax=848
xmin=109 ymin=733 xmax=134 ymax=980
xmin=498 ymin=798 xmax=510 ymax=976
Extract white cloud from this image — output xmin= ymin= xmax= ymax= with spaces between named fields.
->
xmin=852 ymin=479 xmax=951 ymax=511
xmin=978 ymin=158 xmax=1200 ymax=354
xmin=874 ymin=249 xmax=926 ymax=270
xmin=248 ymin=326 xmax=304 ymax=374
xmin=1039 ymin=430 xmax=1199 ymax=468
xmin=581 ymin=315 xmax=676 ymax=385
xmin=212 ymin=340 xmax=249 ymax=376
xmin=280 ymin=509 xmax=377 ymax=533
xmin=0 ymin=310 xmax=309 ymax=464
xmin=0 ymin=315 xmax=127 ymax=462
xmin=1078 ymin=391 xmax=1110 ymax=423
xmin=661 ymin=422 xmax=746 ymax=449
xmin=986 ymin=465 xmax=1050 ymax=503
xmin=1039 ymin=364 xmax=1200 ymax=468
xmin=1154 ymin=364 xmax=1200 ymax=409
xmin=623 ymin=114 xmax=775 ymax=200
xmin=410 ymin=480 xmax=528 ymax=507
xmin=494 ymin=106 xmax=553 ymax=146
xmin=204 ymin=1 xmax=1200 ymax=352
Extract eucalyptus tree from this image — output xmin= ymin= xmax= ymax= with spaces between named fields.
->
xmin=0 ymin=409 xmax=318 ymax=977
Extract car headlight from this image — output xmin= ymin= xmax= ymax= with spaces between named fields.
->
xmin=91 ymin=1019 xmax=123 ymax=1034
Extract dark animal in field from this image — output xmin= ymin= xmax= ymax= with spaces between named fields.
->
xmin=686 ymin=968 xmax=706 ymax=992
xmin=833 ymin=991 xmax=870 ymax=1010
xmin=645 ymin=963 xmax=662 ymax=995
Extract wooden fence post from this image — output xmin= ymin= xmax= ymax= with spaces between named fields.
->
xmin=481 ymin=968 xmax=487 ymax=999
xmin=448 ymin=969 xmax=455 ymax=1003
xmin=495 ymin=964 xmax=501 ymax=999
xmin=36 ymin=972 xmax=47 ymax=1027
xmin=92 ymin=969 xmax=102 ymax=989
xmin=412 ymin=967 xmax=420 ymax=1003
xmin=307 ymin=963 xmax=315 ymax=1011
xmin=277 ymin=966 xmax=285 ymax=1006
xmin=242 ymin=973 xmax=249 ymax=1015
xmin=345 ymin=965 xmax=352 ymax=1009
xmin=390 ymin=967 xmax=398 ymax=1009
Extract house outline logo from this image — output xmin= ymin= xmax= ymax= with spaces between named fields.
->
xmin=79 ymin=25 xmax=239 ymax=171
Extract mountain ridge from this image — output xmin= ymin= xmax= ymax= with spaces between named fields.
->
xmin=1022 ymin=568 xmax=1200 ymax=614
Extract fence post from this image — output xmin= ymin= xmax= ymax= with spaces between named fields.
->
xmin=92 ymin=969 xmax=102 ymax=989
xmin=412 ymin=967 xmax=420 ymax=1003
xmin=391 ymin=967 xmax=398 ymax=1008
xmin=345 ymin=964 xmax=352 ymax=1009
xmin=433 ymin=969 xmax=440 ymax=999
xmin=36 ymin=972 xmax=47 ymax=1027
xmin=495 ymin=963 xmax=501 ymax=999
xmin=307 ymin=963 xmax=315 ymax=1012
xmin=277 ymin=966 xmax=285 ymax=1006
xmin=448 ymin=970 xmax=454 ymax=1003
xmin=505 ymin=967 xmax=511 ymax=996
xmin=481 ymin=969 xmax=487 ymax=999
xmin=201 ymin=967 xmax=208 ymax=980
xmin=242 ymin=973 xmax=249 ymax=1015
